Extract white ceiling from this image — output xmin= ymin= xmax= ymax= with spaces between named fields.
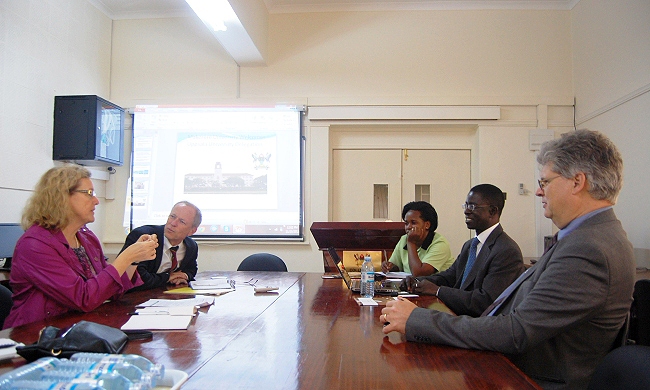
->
xmin=90 ymin=0 xmax=580 ymax=20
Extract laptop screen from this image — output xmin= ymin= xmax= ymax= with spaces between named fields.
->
xmin=0 ymin=223 xmax=24 ymax=270
xmin=327 ymin=247 xmax=353 ymax=289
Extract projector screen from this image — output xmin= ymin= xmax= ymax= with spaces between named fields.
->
xmin=126 ymin=105 xmax=304 ymax=240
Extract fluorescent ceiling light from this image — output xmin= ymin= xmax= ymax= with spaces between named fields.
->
xmin=186 ymin=0 xmax=238 ymax=32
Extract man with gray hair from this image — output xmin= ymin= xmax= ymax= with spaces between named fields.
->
xmin=381 ymin=130 xmax=635 ymax=389
xmin=121 ymin=201 xmax=202 ymax=291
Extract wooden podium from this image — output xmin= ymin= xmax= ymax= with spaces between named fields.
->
xmin=310 ymin=222 xmax=405 ymax=272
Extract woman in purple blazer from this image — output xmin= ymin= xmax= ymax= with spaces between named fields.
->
xmin=4 ymin=166 xmax=158 ymax=329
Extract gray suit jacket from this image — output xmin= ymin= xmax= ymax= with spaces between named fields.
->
xmin=424 ymin=224 xmax=524 ymax=316
xmin=405 ymin=209 xmax=635 ymax=389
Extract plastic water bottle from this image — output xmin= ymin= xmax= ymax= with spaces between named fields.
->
xmin=5 ymin=380 xmax=102 ymax=389
xmin=70 ymin=353 xmax=164 ymax=383
xmin=41 ymin=371 xmax=141 ymax=390
xmin=51 ymin=360 xmax=152 ymax=389
xmin=360 ymin=255 xmax=375 ymax=298
xmin=0 ymin=358 xmax=60 ymax=388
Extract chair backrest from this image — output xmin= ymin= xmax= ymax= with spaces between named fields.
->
xmin=237 ymin=253 xmax=287 ymax=272
xmin=587 ymin=345 xmax=650 ymax=390
xmin=0 ymin=284 xmax=13 ymax=329
xmin=628 ymin=279 xmax=650 ymax=346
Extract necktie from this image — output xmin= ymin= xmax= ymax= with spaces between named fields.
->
xmin=481 ymin=267 xmax=535 ymax=316
xmin=169 ymin=246 xmax=179 ymax=272
xmin=481 ymin=233 xmax=560 ymax=316
xmin=460 ymin=237 xmax=479 ymax=286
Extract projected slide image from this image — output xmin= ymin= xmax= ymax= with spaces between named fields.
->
xmin=129 ymin=105 xmax=303 ymax=238
xmin=133 ymin=180 xmax=149 ymax=192
xmin=184 ymin=161 xmax=267 ymax=194
xmin=176 ymin=133 xmax=276 ymax=197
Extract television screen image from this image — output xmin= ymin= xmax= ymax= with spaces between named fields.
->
xmin=98 ymin=102 xmax=123 ymax=164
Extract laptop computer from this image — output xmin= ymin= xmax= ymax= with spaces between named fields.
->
xmin=0 ymin=223 xmax=24 ymax=271
xmin=328 ymin=247 xmax=401 ymax=296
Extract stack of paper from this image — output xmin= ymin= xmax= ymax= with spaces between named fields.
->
xmin=190 ymin=278 xmax=233 ymax=290
xmin=136 ymin=306 xmax=197 ymax=316
xmin=0 ymin=338 xmax=24 ymax=361
xmin=138 ymin=296 xmax=215 ymax=308
xmin=121 ymin=297 xmax=215 ymax=331
xmin=161 ymin=278 xmax=235 ymax=296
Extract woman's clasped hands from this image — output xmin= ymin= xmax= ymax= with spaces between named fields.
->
xmin=126 ymin=234 xmax=158 ymax=264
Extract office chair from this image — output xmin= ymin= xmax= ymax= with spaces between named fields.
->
xmin=0 ymin=284 xmax=12 ymax=329
xmin=628 ymin=279 xmax=650 ymax=346
xmin=237 ymin=253 xmax=288 ymax=272
xmin=587 ymin=345 xmax=650 ymax=390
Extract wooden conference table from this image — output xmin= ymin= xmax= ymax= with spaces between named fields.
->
xmin=0 ymin=272 xmax=539 ymax=389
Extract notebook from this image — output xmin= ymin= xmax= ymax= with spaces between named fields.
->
xmin=328 ymin=247 xmax=401 ymax=296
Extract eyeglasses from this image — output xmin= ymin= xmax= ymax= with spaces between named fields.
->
xmin=537 ymin=175 xmax=561 ymax=191
xmin=73 ymin=189 xmax=96 ymax=197
xmin=462 ymin=203 xmax=491 ymax=211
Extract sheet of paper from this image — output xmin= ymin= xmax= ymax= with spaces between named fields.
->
xmin=136 ymin=306 xmax=196 ymax=316
xmin=356 ymin=297 xmax=378 ymax=306
xmin=190 ymin=289 xmax=233 ymax=296
xmin=385 ymin=272 xmax=410 ymax=279
xmin=190 ymin=279 xmax=233 ymax=290
xmin=164 ymin=287 xmax=233 ymax=296
xmin=0 ymin=339 xmax=23 ymax=361
xmin=121 ymin=315 xmax=194 ymax=331
xmin=137 ymin=296 xmax=215 ymax=308
xmin=397 ymin=293 xmax=419 ymax=298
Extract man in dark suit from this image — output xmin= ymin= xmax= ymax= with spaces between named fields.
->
xmin=382 ymin=130 xmax=635 ymax=389
xmin=401 ymin=184 xmax=524 ymax=316
xmin=121 ymin=201 xmax=201 ymax=291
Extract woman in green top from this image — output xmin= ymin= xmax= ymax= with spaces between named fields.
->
xmin=381 ymin=201 xmax=454 ymax=277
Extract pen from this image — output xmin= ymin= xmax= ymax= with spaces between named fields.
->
xmin=0 ymin=343 xmax=17 ymax=349
xmin=128 ymin=310 xmax=171 ymax=315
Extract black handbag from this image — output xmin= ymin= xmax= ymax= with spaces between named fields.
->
xmin=16 ymin=321 xmax=128 ymax=362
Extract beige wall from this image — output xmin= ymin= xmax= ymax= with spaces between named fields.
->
xmin=251 ymin=10 xmax=573 ymax=102
xmin=0 ymin=0 xmax=112 ymax=238
xmin=571 ymin=0 xmax=650 ymax=265
xmin=106 ymin=10 xmax=573 ymax=272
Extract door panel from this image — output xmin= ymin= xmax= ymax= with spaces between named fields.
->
xmin=332 ymin=148 xmax=471 ymax=256
xmin=332 ymin=149 xmax=402 ymax=222
xmin=402 ymin=149 xmax=471 ymax=256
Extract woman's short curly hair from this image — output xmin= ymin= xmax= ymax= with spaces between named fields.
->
xmin=22 ymin=165 xmax=91 ymax=231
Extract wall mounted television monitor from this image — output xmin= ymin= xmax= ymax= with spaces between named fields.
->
xmin=126 ymin=105 xmax=304 ymax=240
xmin=53 ymin=95 xmax=124 ymax=166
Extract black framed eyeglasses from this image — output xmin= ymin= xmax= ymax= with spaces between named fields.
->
xmin=462 ymin=203 xmax=491 ymax=211
xmin=73 ymin=189 xmax=96 ymax=197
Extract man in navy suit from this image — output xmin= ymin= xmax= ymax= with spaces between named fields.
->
xmin=382 ymin=130 xmax=635 ymax=389
xmin=121 ymin=201 xmax=201 ymax=291
xmin=401 ymin=184 xmax=524 ymax=317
